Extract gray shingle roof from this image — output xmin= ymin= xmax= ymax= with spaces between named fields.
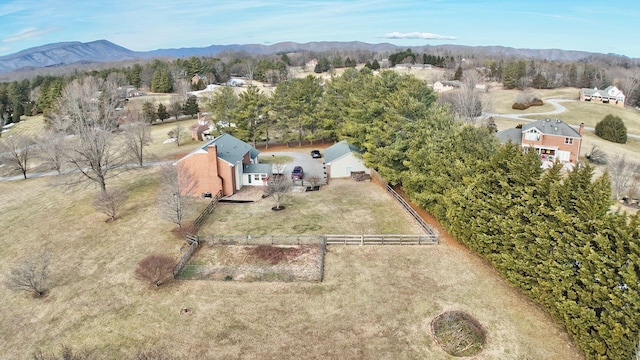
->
xmin=495 ymin=128 xmax=522 ymax=144
xmin=243 ymin=163 xmax=272 ymax=174
xmin=324 ymin=140 xmax=362 ymax=163
xmin=200 ymin=133 xmax=259 ymax=164
xmin=522 ymin=118 xmax=581 ymax=138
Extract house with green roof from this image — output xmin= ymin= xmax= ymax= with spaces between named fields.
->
xmin=175 ymin=133 xmax=270 ymax=197
xmin=324 ymin=140 xmax=369 ymax=178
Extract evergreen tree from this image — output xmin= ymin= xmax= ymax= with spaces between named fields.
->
xmin=595 ymin=114 xmax=627 ymax=143
xmin=156 ymin=103 xmax=168 ymax=122
xmin=454 ymin=66 xmax=463 ymax=80
xmin=142 ymin=101 xmax=156 ymax=123
xmin=183 ymin=95 xmax=199 ymax=118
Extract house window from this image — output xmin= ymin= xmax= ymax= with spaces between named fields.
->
xmin=253 ymin=174 xmax=260 ymax=180
xmin=524 ymin=129 xmax=540 ymax=141
xmin=261 ymin=174 xmax=267 ymax=180
xmin=564 ymin=138 xmax=574 ymax=145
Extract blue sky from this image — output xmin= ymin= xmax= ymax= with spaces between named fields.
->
xmin=1 ymin=0 xmax=639 ymax=58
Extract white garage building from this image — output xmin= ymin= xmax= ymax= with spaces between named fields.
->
xmin=324 ymin=140 xmax=370 ymax=178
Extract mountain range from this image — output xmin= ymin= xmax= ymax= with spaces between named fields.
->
xmin=0 ymin=39 xmax=633 ymax=75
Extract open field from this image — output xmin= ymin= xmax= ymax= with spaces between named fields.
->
xmin=0 ymin=162 xmax=582 ymax=359
xmin=485 ymin=87 xmax=580 ymax=114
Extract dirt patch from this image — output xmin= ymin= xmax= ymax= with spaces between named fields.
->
xmin=179 ymin=244 xmax=323 ymax=282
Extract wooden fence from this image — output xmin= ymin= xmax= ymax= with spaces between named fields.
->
xmin=385 ymin=185 xmax=438 ymax=238
xmin=173 ymin=241 xmax=198 ymax=277
xmin=174 ymin=190 xmax=222 ymax=276
xmin=325 ymin=234 xmax=438 ymax=245
xmin=201 ymin=234 xmax=325 ymax=246
xmin=193 ymin=190 xmax=223 ymax=229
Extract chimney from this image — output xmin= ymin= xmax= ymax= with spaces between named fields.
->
xmin=579 ymin=122 xmax=584 ymax=136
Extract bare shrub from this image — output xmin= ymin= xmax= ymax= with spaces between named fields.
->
xmin=586 ymin=146 xmax=608 ymax=165
xmin=515 ymin=90 xmax=540 ymax=104
xmin=5 ymin=251 xmax=51 ymax=297
xmin=93 ymin=188 xmax=128 ymax=221
xmin=135 ymin=254 xmax=176 ymax=286
xmin=305 ymin=175 xmax=322 ymax=188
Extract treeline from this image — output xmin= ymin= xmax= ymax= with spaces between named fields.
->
xmin=388 ymin=48 xmax=449 ymax=67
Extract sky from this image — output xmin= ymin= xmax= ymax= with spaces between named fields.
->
xmin=1 ymin=0 xmax=639 ymax=58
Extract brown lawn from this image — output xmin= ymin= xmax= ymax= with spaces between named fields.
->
xmin=0 ymin=160 xmax=583 ymax=359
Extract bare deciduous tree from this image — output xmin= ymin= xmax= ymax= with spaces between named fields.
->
xmin=50 ymin=77 xmax=124 ymax=193
xmin=266 ymin=175 xmax=291 ymax=210
xmin=615 ymin=69 xmax=639 ymax=106
xmin=608 ymin=154 xmax=640 ymax=200
xmin=122 ymin=109 xmax=152 ymax=167
xmin=4 ymin=250 xmax=51 ymax=297
xmin=37 ymin=130 xmax=67 ymax=174
xmin=0 ymin=135 xmax=34 ymax=179
xmin=173 ymin=79 xmax=191 ymax=101
xmin=173 ymin=123 xmax=185 ymax=147
xmin=447 ymin=70 xmax=484 ymax=122
xmin=158 ymin=164 xmax=198 ymax=228
xmin=169 ymin=101 xmax=183 ymax=121
xmin=93 ymin=188 xmax=128 ymax=221
xmin=135 ymin=254 xmax=175 ymax=286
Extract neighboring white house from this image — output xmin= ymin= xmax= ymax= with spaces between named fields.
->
xmin=433 ymin=80 xmax=462 ymax=92
xmin=324 ymin=140 xmax=369 ymax=178
xmin=579 ymin=86 xmax=625 ymax=107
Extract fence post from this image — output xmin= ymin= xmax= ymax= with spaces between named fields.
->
xmin=360 ymin=234 xmax=364 ymax=246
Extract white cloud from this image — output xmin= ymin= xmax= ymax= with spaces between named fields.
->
xmin=3 ymin=26 xmax=61 ymax=42
xmin=383 ymin=32 xmax=456 ymax=40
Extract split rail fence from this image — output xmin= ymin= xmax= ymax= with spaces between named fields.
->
xmin=325 ymin=234 xmax=437 ymax=245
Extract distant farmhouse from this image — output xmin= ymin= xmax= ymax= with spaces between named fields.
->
xmin=433 ymin=80 xmax=462 ymax=92
xmin=175 ymin=134 xmax=270 ymax=197
xmin=579 ymin=86 xmax=625 ymax=107
xmin=496 ymin=118 xmax=583 ymax=165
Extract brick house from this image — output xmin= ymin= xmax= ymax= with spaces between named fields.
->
xmin=175 ymin=133 xmax=270 ymax=197
xmin=496 ymin=118 xmax=584 ymax=164
xmin=579 ymin=86 xmax=625 ymax=107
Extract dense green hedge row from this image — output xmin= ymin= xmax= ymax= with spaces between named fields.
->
xmin=398 ymin=123 xmax=639 ymax=359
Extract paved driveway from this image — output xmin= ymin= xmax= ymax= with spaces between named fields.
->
xmin=260 ymin=150 xmax=327 ymax=185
